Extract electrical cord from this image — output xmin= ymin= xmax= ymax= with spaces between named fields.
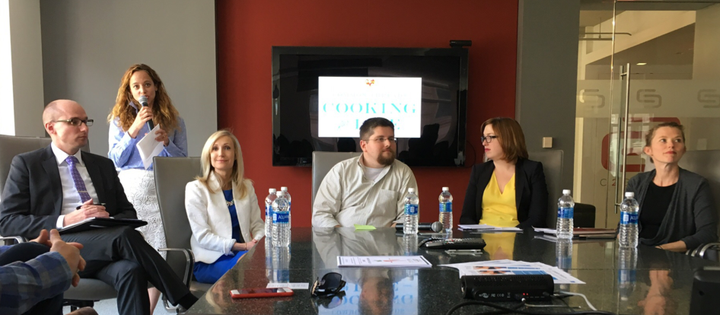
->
xmin=444 ymin=300 xmax=617 ymax=315
xmin=558 ymin=291 xmax=598 ymax=311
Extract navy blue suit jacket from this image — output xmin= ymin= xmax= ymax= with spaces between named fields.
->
xmin=0 ymin=146 xmax=136 ymax=239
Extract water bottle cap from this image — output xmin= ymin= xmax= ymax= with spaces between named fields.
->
xmin=407 ymin=188 xmax=415 ymax=193
xmin=276 ymin=191 xmax=284 ymax=196
xmin=442 ymin=187 xmax=449 ymax=191
xmin=269 ymin=188 xmax=277 ymax=193
xmin=281 ymin=187 xmax=288 ymax=191
xmin=562 ymin=189 xmax=571 ymax=195
xmin=625 ymin=192 xmax=634 ymax=198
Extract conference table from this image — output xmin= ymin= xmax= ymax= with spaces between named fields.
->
xmin=187 ymin=227 xmax=718 ymax=315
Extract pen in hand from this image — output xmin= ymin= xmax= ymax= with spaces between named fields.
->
xmin=76 ymin=203 xmax=106 ymax=210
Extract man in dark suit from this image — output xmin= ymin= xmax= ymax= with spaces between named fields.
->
xmin=0 ymin=99 xmax=197 ymax=315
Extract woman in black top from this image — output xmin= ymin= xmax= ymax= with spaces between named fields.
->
xmin=459 ymin=117 xmax=548 ymax=228
xmin=626 ymin=122 xmax=717 ymax=252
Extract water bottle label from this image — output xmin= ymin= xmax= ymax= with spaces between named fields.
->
xmin=439 ymin=202 xmax=452 ymax=213
xmin=405 ymin=204 xmax=419 ymax=215
xmin=618 ymin=269 xmax=636 ymax=283
xmin=272 ymin=211 xmax=289 ymax=224
xmin=620 ymin=211 xmax=639 ymax=225
xmin=557 ymin=207 xmax=573 ymax=219
xmin=265 ymin=205 xmax=272 ymax=217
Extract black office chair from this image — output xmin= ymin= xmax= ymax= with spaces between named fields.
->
xmin=0 ymin=134 xmax=115 ymax=311
xmin=529 ymin=150 xmax=596 ymax=228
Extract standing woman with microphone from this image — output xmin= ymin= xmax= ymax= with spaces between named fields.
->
xmin=108 ymin=63 xmax=188 ymax=313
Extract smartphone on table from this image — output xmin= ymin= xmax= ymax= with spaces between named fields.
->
xmin=230 ymin=287 xmax=294 ymax=298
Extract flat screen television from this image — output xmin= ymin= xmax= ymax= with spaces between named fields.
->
xmin=271 ymin=46 xmax=468 ymax=167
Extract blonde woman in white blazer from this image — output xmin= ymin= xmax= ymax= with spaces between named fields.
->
xmin=185 ymin=130 xmax=264 ymax=283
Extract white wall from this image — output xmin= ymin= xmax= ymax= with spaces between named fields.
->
xmin=40 ymin=0 xmax=217 ymax=156
xmin=0 ymin=0 xmax=45 ymax=137
xmin=0 ymin=0 xmax=14 ymax=136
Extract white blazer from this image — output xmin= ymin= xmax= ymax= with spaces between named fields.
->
xmin=185 ymin=172 xmax=265 ymax=264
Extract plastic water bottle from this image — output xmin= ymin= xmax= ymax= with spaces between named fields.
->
xmin=438 ymin=187 xmax=453 ymax=232
xmin=264 ymin=188 xmax=277 ymax=237
xmin=618 ymin=192 xmax=639 ymax=249
xmin=555 ymin=239 xmax=572 ymax=271
xmin=271 ymin=191 xmax=291 ymax=246
xmin=556 ymin=189 xmax=574 ymax=239
xmin=280 ymin=186 xmax=291 ymax=211
xmin=265 ymin=237 xmax=273 ymax=282
xmin=617 ymin=248 xmax=637 ymax=303
xmin=272 ymin=246 xmax=290 ymax=283
xmin=402 ymin=234 xmax=418 ymax=255
xmin=403 ymin=188 xmax=419 ymax=235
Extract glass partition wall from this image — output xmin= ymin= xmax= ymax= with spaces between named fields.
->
xmin=575 ymin=0 xmax=720 ymax=228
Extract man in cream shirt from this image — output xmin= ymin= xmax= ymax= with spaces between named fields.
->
xmin=312 ymin=117 xmax=418 ymax=227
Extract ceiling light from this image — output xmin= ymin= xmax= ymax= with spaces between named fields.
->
xmin=636 ymin=63 xmax=647 ymax=66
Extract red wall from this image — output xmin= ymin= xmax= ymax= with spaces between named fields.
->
xmin=216 ymin=0 xmax=518 ymax=227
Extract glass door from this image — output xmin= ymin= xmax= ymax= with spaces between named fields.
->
xmin=575 ymin=0 xmax=720 ymax=228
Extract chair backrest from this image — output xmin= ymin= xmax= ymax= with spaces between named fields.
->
xmin=0 ymin=135 xmax=52 ymax=201
xmin=154 ymin=157 xmax=202 ymax=248
xmin=311 ymin=151 xmax=361 ymax=205
xmin=528 ymin=150 xmax=563 ymax=228
xmin=154 ymin=157 xmax=202 ymax=280
xmin=678 ymin=150 xmax=720 ymax=235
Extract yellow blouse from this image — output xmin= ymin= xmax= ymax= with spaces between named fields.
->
xmin=479 ymin=171 xmax=519 ymax=227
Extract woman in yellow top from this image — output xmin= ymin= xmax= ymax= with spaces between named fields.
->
xmin=459 ymin=117 xmax=549 ymax=228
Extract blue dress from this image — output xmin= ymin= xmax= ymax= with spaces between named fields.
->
xmin=193 ymin=189 xmax=248 ymax=283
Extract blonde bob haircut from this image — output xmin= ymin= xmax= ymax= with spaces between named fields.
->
xmin=480 ymin=117 xmax=529 ymax=163
xmin=107 ymin=64 xmax=180 ymax=134
xmin=196 ymin=130 xmax=250 ymax=199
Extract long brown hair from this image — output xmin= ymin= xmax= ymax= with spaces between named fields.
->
xmin=481 ymin=117 xmax=528 ymax=163
xmin=107 ymin=64 xmax=180 ymax=133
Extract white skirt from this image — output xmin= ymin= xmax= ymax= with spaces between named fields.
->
xmin=118 ymin=169 xmax=166 ymax=258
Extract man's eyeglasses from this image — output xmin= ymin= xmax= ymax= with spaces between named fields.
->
xmin=54 ymin=118 xmax=94 ymax=127
xmin=311 ymin=272 xmax=346 ymax=297
xmin=367 ymin=137 xmax=397 ymax=144
xmin=481 ymin=135 xmax=498 ymax=143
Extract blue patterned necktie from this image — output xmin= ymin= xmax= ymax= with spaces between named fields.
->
xmin=65 ymin=156 xmax=92 ymax=203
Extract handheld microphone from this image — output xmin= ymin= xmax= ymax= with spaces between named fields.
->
xmin=431 ymin=221 xmax=444 ymax=233
xmin=138 ymin=95 xmax=154 ymax=130
xmin=395 ymin=221 xmax=444 ymax=232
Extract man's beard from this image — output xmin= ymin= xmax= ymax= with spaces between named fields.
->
xmin=376 ymin=150 xmax=395 ymax=166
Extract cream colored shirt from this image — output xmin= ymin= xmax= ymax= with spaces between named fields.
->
xmin=312 ymin=154 xmax=418 ymax=228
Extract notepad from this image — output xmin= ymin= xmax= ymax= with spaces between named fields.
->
xmin=59 ymin=217 xmax=147 ymax=234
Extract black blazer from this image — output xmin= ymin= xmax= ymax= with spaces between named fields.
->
xmin=459 ymin=158 xmax=548 ymax=229
xmin=0 ymin=146 xmax=136 ymax=239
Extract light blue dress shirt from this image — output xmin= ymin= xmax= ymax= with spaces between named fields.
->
xmin=108 ymin=102 xmax=188 ymax=170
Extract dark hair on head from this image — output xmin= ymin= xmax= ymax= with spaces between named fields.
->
xmin=359 ymin=117 xmax=394 ymax=140
xmin=644 ymin=122 xmax=685 ymax=163
xmin=480 ymin=117 xmax=528 ymax=163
